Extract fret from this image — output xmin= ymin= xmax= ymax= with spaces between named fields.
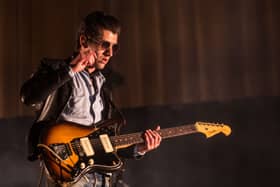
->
xmin=159 ymin=124 xmax=197 ymax=139
xmin=111 ymin=133 xmax=143 ymax=146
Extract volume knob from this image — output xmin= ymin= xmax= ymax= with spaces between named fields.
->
xmin=88 ymin=159 xmax=94 ymax=165
xmin=80 ymin=162 xmax=86 ymax=169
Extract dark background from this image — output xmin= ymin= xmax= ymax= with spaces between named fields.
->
xmin=1 ymin=96 xmax=279 ymax=186
xmin=0 ymin=0 xmax=280 ymax=117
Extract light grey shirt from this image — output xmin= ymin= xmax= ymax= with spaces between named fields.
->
xmin=59 ymin=69 xmax=105 ymax=126
xmin=59 ymin=68 xmax=144 ymax=156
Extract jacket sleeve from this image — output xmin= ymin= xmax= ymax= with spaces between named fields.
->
xmin=20 ymin=58 xmax=73 ymax=106
xmin=117 ymin=145 xmax=144 ymax=160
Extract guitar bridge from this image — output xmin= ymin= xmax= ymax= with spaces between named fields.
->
xmin=50 ymin=143 xmax=72 ymax=160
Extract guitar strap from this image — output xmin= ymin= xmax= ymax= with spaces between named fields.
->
xmin=101 ymin=86 xmax=126 ymax=135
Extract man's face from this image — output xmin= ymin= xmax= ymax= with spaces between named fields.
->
xmin=90 ymin=29 xmax=119 ymax=70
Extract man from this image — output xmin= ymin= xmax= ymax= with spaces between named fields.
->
xmin=20 ymin=11 xmax=161 ymax=187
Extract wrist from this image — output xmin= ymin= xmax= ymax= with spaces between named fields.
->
xmin=135 ymin=145 xmax=146 ymax=155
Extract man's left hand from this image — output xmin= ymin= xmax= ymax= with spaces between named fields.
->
xmin=136 ymin=126 xmax=162 ymax=154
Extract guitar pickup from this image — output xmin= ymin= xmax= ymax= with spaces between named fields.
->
xmin=99 ymin=134 xmax=114 ymax=153
xmin=80 ymin=137 xmax=95 ymax=157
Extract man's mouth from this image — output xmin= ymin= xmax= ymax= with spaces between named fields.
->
xmin=101 ymin=59 xmax=108 ymax=64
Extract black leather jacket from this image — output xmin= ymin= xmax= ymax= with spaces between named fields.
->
xmin=20 ymin=57 xmax=135 ymax=161
xmin=20 ymin=57 xmax=113 ymax=121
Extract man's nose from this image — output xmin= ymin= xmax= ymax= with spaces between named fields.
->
xmin=104 ymin=47 xmax=113 ymax=57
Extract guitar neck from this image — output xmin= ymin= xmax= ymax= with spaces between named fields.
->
xmin=111 ymin=124 xmax=197 ymax=147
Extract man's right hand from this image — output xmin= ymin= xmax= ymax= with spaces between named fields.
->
xmin=70 ymin=49 xmax=97 ymax=73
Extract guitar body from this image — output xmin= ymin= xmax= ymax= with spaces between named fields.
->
xmin=39 ymin=120 xmax=123 ymax=184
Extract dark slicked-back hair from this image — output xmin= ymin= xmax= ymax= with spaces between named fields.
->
xmin=76 ymin=11 xmax=121 ymax=49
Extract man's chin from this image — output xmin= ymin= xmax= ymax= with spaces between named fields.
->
xmin=96 ymin=62 xmax=107 ymax=69
xmin=86 ymin=61 xmax=107 ymax=70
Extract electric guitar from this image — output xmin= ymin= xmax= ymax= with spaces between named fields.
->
xmin=38 ymin=119 xmax=231 ymax=185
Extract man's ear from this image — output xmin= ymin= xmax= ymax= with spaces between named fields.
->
xmin=80 ymin=35 xmax=88 ymax=48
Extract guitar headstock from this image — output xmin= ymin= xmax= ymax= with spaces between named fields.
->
xmin=194 ymin=122 xmax=231 ymax=138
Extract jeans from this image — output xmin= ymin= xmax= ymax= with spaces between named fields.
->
xmin=45 ymin=171 xmax=112 ymax=187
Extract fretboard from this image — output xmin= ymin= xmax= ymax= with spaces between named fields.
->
xmin=110 ymin=124 xmax=197 ymax=147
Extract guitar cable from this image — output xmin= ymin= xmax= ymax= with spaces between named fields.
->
xmin=37 ymin=144 xmax=66 ymax=163
xmin=37 ymin=161 xmax=44 ymax=187
xmin=37 ymin=144 xmax=76 ymax=186
xmin=36 ymin=141 xmax=124 ymax=185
